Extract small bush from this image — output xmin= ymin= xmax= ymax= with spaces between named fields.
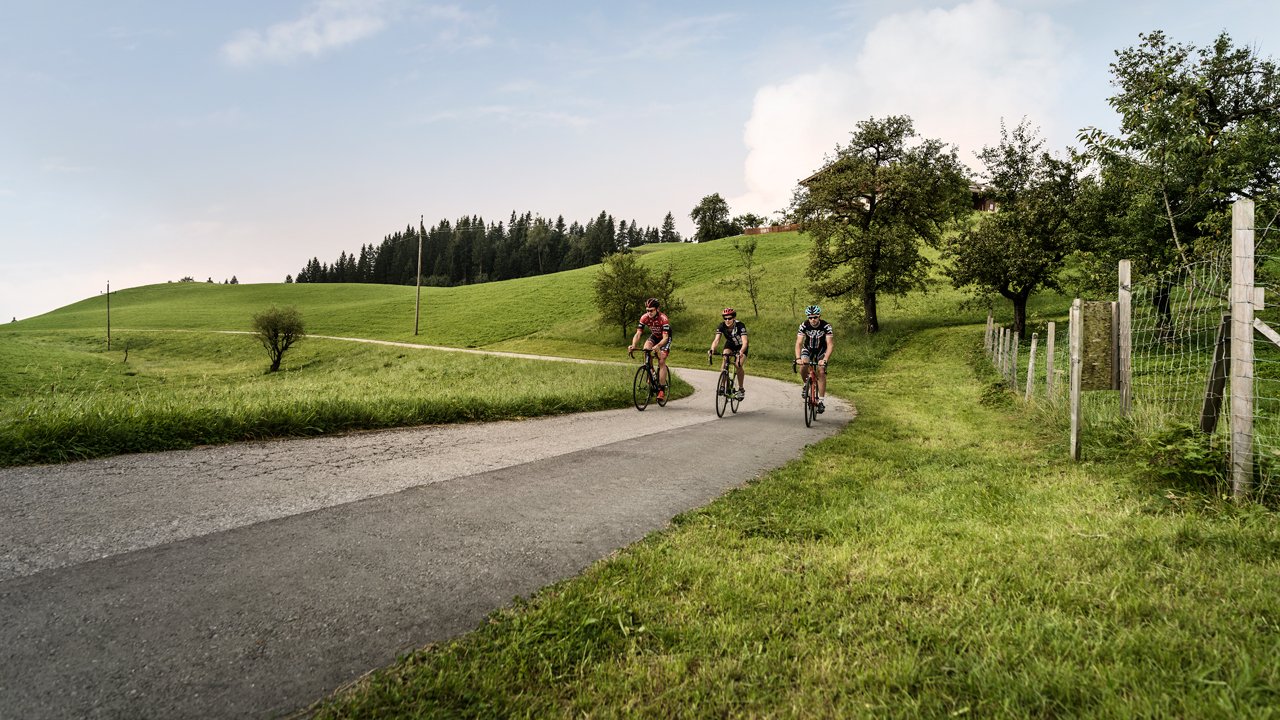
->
xmin=252 ymin=306 xmax=305 ymax=372
xmin=1140 ymin=423 xmax=1228 ymax=491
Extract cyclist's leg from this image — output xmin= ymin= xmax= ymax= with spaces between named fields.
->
xmin=736 ymin=348 xmax=747 ymax=390
xmin=656 ymin=345 xmax=670 ymax=387
xmin=641 ymin=339 xmax=658 ymax=379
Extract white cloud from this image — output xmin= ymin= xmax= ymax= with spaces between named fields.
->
xmin=220 ymin=0 xmax=391 ymax=67
xmin=731 ymin=0 xmax=1074 ymax=216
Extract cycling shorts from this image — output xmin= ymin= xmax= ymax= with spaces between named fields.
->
xmin=648 ymin=334 xmax=672 ymax=352
xmin=800 ymin=348 xmax=826 ymax=363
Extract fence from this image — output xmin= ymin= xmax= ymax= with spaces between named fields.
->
xmin=983 ymin=199 xmax=1278 ymax=498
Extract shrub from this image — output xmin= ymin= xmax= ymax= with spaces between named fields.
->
xmin=252 ymin=306 xmax=305 ymax=372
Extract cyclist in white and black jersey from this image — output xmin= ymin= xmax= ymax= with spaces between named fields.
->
xmin=708 ymin=307 xmax=748 ymax=400
xmin=794 ymin=304 xmax=834 ymax=413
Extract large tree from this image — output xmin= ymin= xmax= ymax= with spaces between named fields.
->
xmin=944 ymin=120 xmax=1084 ymax=337
xmin=792 ymin=115 xmax=971 ymax=333
xmin=1079 ymin=31 xmax=1280 ymax=277
xmin=690 ymin=193 xmax=735 ymax=243
xmin=592 ymin=253 xmax=686 ymax=338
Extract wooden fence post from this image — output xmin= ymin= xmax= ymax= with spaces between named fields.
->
xmin=1011 ymin=332 xmax=1020 ymax=390
xmin=1046 ymin=321 xmax=1056 ymax=400
xmin=1070 ymin=299 xmax=1083 ymax=460
xmin=1025 ymin=333 xmax=1039 ymax=401
xmin=985 ymin=312 xmax=994 ymax=355
xmin=1230 ymin=199 xmax=1255 ymax=497
xmin=1118 ymin=260 xmax=1132 ymax=415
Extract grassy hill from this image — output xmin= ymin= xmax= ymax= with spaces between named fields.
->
xmin=0 ymin=232 xmax=1071 ymax=467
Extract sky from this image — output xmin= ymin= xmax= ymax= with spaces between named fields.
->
xmin=2 ymin=0 xmax=1278 ymax=321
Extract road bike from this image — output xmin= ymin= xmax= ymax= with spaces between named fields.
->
xmin=630 ymin=348 xmax=667 ymax=411
xmin=709 ymin=350 xmax=743 ymax=417
xmin=793 ymin=359 xmax=824 ymax=427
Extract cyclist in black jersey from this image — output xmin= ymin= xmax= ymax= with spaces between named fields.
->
xmin=708 ymin=307 xmax=748 ymax=400
xmin=794 ymin=304 xmax=834 ymax=413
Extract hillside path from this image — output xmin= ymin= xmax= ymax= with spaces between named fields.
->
xmin=0 ymin=346 xmax=853 ymax=719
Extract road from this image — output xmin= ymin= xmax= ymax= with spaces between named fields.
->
xmin=0 ymin=360 xmax=853 ymax=719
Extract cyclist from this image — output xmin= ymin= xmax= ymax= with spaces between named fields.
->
xmin=794 ymin=304 xmax=834 ymax=413
xmin=708 ymin=307 xmax=748 ymax=400
xmin=628 ymin=297 xmax=672 ymax=402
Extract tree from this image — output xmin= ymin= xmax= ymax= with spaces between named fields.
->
xmin=660 ymin=212 xmax=681 ymax=243
xmin=726 ymin=236 xmax=765 ymax=317
xmin=791 ymin=115 xmax=971 ymax=333
xmin=252 ymin=306 xmax=305 ymax=372
xmin=593 ymin=253 xmax=653 ymax=339
xmin=733 ymin=213 xmax=767 ymax=231
xmin=592 ymin=253 xmax=686 ymax=338
xmin=944 ymin=120 xmax=1084 ymax=337
xmin=1079 ymin=31 xmax=1280 ymax=278
xmin=690 ymin=193 xmax=734 ymax=242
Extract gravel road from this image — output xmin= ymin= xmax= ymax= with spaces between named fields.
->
xmin=0 ymin=360 xmax=852 ymax=719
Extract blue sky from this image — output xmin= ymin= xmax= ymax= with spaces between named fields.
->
xmin=2 ymin=0 xmax=1278 ymax=320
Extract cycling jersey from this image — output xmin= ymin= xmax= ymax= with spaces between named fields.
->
xmin=797 ymin=319 xmax=833 ymax=353
xmin=716 ymin=320 xmax=748 ymax=350
xmin=638 ymin=311 xmax=671 ymax=341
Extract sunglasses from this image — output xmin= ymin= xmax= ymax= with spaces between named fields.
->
xmin=807 ymin=316 xmax=821 ymax=320
xmin=722 ymin=315 xmax=735 ymax=319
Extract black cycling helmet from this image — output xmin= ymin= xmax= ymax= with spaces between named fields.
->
xmin=645 ymin=297 xmax=660 ymax=309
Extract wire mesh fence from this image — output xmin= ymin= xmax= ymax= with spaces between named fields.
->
xmin=981 ymin=199 xmax=1280 ymax=495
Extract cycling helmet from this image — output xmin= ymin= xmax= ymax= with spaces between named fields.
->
xmin=645 ymin=297 xmax=660 ymax=309
xmin=805 ymin=304 xmax=822 ymax=317
xmin=721 ymin=307 xmax=736 ymax=318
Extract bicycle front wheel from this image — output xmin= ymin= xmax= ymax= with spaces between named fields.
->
xmin=803 ymin=378 xmax=813 ymax=428
xmin=633 ymin=365 xmax=653 ymax=411
xmin=716 ymin=372 xmax=730 ymax=417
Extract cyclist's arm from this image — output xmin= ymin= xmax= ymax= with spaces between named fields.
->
xmin=821 ymin=336 xmax=834 ymax=365
xmin=629 ymin=326 xmax=644 ymax=349
xmin=709 ymin=331 xmax=720 ymax=354
xmin=794 ymin=334 xmax=804 ymax=360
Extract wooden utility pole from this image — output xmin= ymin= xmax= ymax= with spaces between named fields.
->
xmin=106 ymin=280 xmax=111 ymax=351
xmin=414 ymin=215 xmax=424 ymax=336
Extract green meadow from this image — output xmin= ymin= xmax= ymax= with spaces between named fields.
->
xmin=7 ymin=233 xmax=1278 ymax=717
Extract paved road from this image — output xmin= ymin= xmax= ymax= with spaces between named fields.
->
xmin=0 ymin=361 xmax=853 ymax=719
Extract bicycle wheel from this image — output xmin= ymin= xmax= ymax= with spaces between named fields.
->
xmin=802 ymin=376 xmax=813 ymax=427
xmin=633 ymin=365 xmax=653 ymax=411
xmin=728 ymin=369 xmax=741 ymax=414
xmin=716 ymin=371 xmax=730 ymax=417
xmin=655 ymin=373 xmax=667 ymax=406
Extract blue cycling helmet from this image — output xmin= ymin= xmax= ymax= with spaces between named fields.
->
xmin=804 ymin=304 xmax=822 ymax=317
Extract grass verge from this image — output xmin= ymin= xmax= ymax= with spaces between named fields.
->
xmin=0 ymin=331 xmax=691 ymax=467
xmin=310 ymin=325 xmax=1280 ymax=718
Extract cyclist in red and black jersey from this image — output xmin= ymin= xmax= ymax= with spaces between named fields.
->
xmin=628 ymin=297 xmax=672 ymax=401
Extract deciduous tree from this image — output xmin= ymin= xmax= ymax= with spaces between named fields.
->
xmin=792 ymin=115 xmax=971 ymax=333
xmin=944 ymin=119 xmax=1084 ymax=337
xmin=252 ymin=306 xmax=305 ymax=372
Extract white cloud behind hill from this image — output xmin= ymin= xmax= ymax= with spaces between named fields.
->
xmin=731 ymin=0 xmax=1075 ymax=217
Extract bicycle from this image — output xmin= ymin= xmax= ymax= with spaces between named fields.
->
xmin=630 ymin=348 xmax=667 ymax=411
xmin=709 ymin=350 xmax=743 ymax=417
xmin=792 ymin=359 xmax=825 ymax=427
